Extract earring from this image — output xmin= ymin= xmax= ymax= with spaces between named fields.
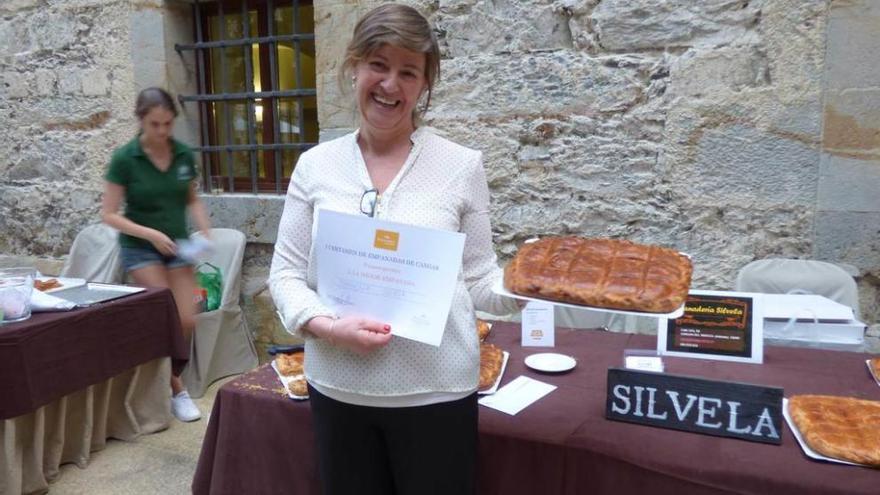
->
xmin=351 ymin=76 xmax=357 ymax=89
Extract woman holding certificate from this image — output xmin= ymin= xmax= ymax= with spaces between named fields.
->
xmin=269 ymin=4 xmax=517 ymax=494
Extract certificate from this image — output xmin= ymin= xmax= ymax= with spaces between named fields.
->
xmin=315 ymin=210 xmax=465 ymax=346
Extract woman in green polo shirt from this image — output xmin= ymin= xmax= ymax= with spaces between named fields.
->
xmin=101 ymin=87 xmax=211 ymax=422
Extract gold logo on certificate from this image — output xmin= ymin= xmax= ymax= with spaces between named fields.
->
xmin=374 ymin=229 xmax=400 ymax=251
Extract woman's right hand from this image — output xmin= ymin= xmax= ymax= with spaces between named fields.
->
xmin=319 ymin=317 xmax=392 ymax=354
xmin=149 ymin=230 xmax=177 ymax=256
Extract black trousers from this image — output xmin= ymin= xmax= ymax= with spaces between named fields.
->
xmin=309 ymin=385 xmax=478 ymax=495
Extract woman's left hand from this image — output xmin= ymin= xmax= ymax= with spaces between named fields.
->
xmin=329 ymin=317 xmax=393 ymax=355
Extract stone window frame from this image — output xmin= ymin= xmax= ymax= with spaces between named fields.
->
xmin=175 ymin=0 xmax=318 ymax=195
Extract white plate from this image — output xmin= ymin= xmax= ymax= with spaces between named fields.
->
xmin=491 ymin=280 xmax=685 ymax=319
xmin=270 ymin=360 xmax=309 ymax=401
xmin=867 ymin=360 xmax=880 ymax=388
xmin=525 ymin=352 xmax=577 ymax=373
xmin=478 ymin=351 xmax=509 ymax=395
xmin=783 ymin=398 xmax=869 ymax=467
xmin=35 ymin=276 xmax=86 ymax=293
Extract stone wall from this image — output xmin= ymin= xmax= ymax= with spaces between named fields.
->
xmin=316 ymin=0 xmax=880 ymax=340
xmin=1 ymin=1 xmax=878 ymax=348
xmin=1 ymin=0 xmax=135 ymax=256
xmin=0 ymin=0 xmax=198 ymax=256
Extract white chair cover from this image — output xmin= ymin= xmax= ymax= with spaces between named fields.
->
xmin=181 ymin=228 xmax=258 ymax=398
xmin=59 ymin=223 xmax=123 ymax=283
xmin=735 ymin=258 xmax=860 ymax=316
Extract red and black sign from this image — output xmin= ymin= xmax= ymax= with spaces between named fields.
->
xmin=665 ymin=294 xmax=754 ymax=358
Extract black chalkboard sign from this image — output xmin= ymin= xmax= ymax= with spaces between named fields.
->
xmin=606 ymin=368 xmax=783 ymax=445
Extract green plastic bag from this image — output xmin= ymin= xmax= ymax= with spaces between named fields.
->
xmin=196 ymin=262 xmax=223 ymax=312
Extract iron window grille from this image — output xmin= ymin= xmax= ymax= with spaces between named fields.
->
xmin=175 ymin=0 xmax=317 ymax=194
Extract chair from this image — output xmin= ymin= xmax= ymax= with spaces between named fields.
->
xmin=734 ymin=258 xmax=860 ymax=316
xmin=60 ymin=223 xmax=124 ymax=283
xmin=181 ymin=228 xmax=258 ymax=398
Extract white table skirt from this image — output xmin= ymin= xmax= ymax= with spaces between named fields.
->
xmin=1 ymin=357 xmax=171 ymax=495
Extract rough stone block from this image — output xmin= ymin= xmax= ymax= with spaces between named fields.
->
xmin=674 ymin=205 xmax=814 ymax=289
xmin=31 ymin=11 xmax=78 ymax=52
xmin=674 ymin=123 xmax=819 ymax=209
xmin=825 ymin=0 xmax=880 ymax=92
xmin=0 ymin=0 xmax=43 ymax=13
xmin=591 ymin=0 xmax=760 ymax=51
xmin=81 ymin=69 xmax=110 ymax=96
xmin=314 ymin=2 xmax=361 ymax=128
xmin=247 ymin=286 xmax=303 ymax=347
xmin=432 ymin=51 xmax=643 ymax=119
xmin=3 ymin=73 xmax=29 ymax=98
xmin=0 ymin=18 xmax=31 ymax=57
xmin=35 ymin=70 xmax=56 ymax=96
xmin=133 ymin=61 xmax=169 ymax=91
xmin=758 ymin=0 xmax=827 ymax=92
xmin=0 ymin=185 xmax=101 ymax=256
xmin=669 ymin=46 xmax=770 ymax=98
xmin=815 ymin=211 xmax=880 ymax=274
xmin=199 ymin=195 xmax=285 ymax=244
xmin=129 ymin=7 xmax=166 ymax=62
xmin=58 ymin=71 xmax=80 ymax=94
xmin=822 ymin=89 xmax=880 ymax=159
xmin=817 ymin=153 xmax=880 ymax=213
xmin=437 ymin=1 xmax=572 ymax=57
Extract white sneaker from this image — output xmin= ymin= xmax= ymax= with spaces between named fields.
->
xmin=171 ymin=391 xmax=202 ymax=422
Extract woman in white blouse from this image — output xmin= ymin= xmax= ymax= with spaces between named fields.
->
xmin=269 ymin=4 xmax=517 ymax=494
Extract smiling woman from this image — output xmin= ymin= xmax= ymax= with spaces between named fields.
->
xmin=340 ymin=3 xmax=441 ymax=128
xmin=268 ymin=4 xmax=520 ymax=495
xmin=354 ymin=44 xmax=427 ymax=136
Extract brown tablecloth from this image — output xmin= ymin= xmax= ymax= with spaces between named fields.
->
xmin=193 ymin=323 xmax=880 ymax=495
xmin=0 ymin=287 xmax=188 ymax=420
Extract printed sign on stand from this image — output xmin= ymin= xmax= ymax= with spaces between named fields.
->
xmin=657 ymin=290 xmax=764 ymax=364
xmin=521 ymin=300 xmax=555 ymax=347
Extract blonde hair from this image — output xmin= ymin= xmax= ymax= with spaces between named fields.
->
xmin=340 ymin=4 xmax=441 ymax=122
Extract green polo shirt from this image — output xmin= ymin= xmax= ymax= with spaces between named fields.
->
xmin=105 ymin=136 xmax=198 ymax=249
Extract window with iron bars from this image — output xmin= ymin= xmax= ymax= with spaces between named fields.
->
xmin=176 ymin=0 xmax=317 ymax=194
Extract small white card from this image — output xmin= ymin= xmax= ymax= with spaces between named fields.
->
xmin=478 ymin=375 xmax=557 ymax=415
xmin=624 ymin=355 xmax=664 ymax=373
xmin=521 ymin=300 xmax=554 ymax=347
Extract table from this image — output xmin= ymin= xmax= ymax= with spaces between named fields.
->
xmin=193 ymin=323 xmax=880 ymax=495
xmin=0 ymin=287 xmax=188 ymax=420
xmin=1 ymin=288 xmax=189 ymax=495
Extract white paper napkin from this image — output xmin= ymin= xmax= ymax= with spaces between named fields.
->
xmin=177 ymin=237 xmax=215 ymax=263
xmin=478 ymin=375 xmax=556 ymax=415
xmin=30 ymin=289 xmax=76 ymax=312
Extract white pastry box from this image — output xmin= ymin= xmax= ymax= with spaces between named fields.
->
xmin=761 ymin=294 xmax=866 ymax=352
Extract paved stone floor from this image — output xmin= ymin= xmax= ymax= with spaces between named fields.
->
xmin=48 ymin=376 xmax=236 ymax=495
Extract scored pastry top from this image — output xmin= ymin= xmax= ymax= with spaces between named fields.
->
xmin=504 ymin=237 xmax=692 ymax=314
xmin=788 ymin=394 xmax=880 ymax=466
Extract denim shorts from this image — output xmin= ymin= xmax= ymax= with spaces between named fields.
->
xmin=120 ymin=245 xmax=192 ymax=272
